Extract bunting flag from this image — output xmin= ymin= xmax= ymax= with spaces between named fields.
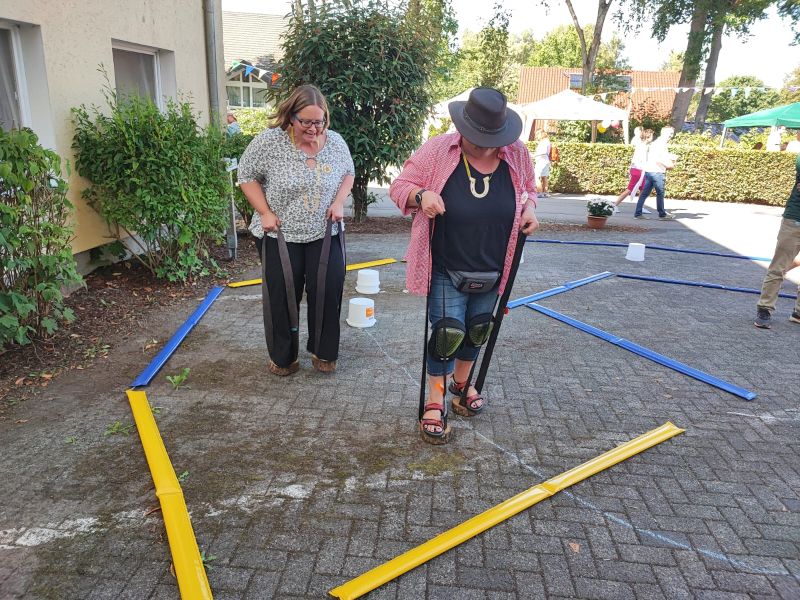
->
xmin=228 ymin=59 xmax=280 ymax=85
xmin=628 ymin=85 xmax=800 ymax=95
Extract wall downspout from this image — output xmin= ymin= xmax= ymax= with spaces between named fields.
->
xmin=203 ymin=0 xmax=223 ymax=123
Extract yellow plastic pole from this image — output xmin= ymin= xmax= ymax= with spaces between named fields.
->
xmin=329 ymin=422 xmax=684 ymax=600
xmin=127 ymin=389 xmax=213 ymax=600
xmin=227 ymin=258 xmax=397 ymax=288
xmin=345 ymin=258 xmax=397 ymax=271
xmin=227 ymin=278 xmax=262 ymax=288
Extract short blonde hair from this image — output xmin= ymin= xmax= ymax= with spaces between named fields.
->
xmin=271 ymin=84 xmax=329 ymax=131
xmin=535 ymin=128 xmax=549 ymax=140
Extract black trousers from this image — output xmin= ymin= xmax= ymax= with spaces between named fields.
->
xmin=256 ymin=234 xmax=345 ymax=367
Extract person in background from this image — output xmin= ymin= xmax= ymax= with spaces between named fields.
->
xmin=533 ymin=129 xmax=551 ymax=197
xmin=786 ymin=131 xmax=800 ymax=153
xmin=611 ymin=127 xmax=653 ymax=214
xmin=226 ymin=111 xmax=242 ymax=136
xmin=754 ymin=152 xmax=800 ymax=328
xmin=238 ymin=84 xmax=354 ymax=374
xmin=389 ymin=87 xmax=539 ymax=443
xmin=766 ymin=125 xmax=785 ymax=151
xmin=634 ymin=126 xmax=677 ymax=220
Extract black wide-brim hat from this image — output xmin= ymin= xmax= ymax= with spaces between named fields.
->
xmin=448 ymin=87 xmax=522 ymax=148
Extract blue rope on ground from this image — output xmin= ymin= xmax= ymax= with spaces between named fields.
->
xmin=523 ymin=302 xmax=757 ymax=401
xmin=131 ymin=286 xmax=226 ymax=388
xmin=617 ymin=273 xmax=798 ymax=299
xmin=527 ymin=239 xmax=771 ymax=262
xmin=508 ymin=272 xmax=615 ymax=308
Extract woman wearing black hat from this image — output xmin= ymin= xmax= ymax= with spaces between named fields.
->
xmin=390 ymin=87 xmax=539 ymax=443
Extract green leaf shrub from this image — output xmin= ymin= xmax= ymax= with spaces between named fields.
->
xmin=538 ymin=141 xmax=796 ymax=206
xmin=274 ymin=0 xmax=444 ymax=221
xmin=221 ymin=133 xmax=256 ymax=226
xmin=72 ymin=93 xmax=229 ymax=281
xmin=0 ymin=128 xmax=82 ymax=351
xmin=230 ymin=109 xmax=271 ymax=135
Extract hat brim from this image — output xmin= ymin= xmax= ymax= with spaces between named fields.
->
xmin=448 ymin=101 xmax=523 ymax=148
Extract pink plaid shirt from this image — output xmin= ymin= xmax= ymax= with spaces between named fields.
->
xmin=389 ymin=132 xmax=537 ymax=296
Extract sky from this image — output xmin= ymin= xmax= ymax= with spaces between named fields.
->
xmin=222 ymin=0 xmax=800 ymax=88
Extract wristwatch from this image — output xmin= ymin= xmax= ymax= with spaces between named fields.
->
xmin=414 ymin=189 xmax=426 ymax=205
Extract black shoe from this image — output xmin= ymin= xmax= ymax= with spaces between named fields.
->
xmin=790 ymin=311 xmax=800 ymax=324
xmin=754 ymin=308 xmax=772 ymax=329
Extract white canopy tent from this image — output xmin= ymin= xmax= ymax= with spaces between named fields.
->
xmin=425 ymin=88 xmax=534 ymax=143
xmin=520 ymin=89 xmax=630 ymax=143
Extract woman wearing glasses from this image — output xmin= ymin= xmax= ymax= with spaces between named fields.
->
xmin=238 ymin=84 xmax=355 ymax=375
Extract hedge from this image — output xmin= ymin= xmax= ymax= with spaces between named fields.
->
xmin=532 ymin=142 xmax=796 ymax=207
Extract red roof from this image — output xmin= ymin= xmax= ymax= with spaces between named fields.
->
xmin=517 ymin=67 xmax=681 ymax=119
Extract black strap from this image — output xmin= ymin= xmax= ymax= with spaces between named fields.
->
xmin=313 ymin=219 xmax=334 ymax=356
xmin=473 ymin=232 xmax=526 ymax=394
xmin=261 ymin=227 xmax=299 ymax=360
xmin=418 ymin=216 xmax=449 ymax=425
xmin=419 ymin=218 xmax=448 ymax=421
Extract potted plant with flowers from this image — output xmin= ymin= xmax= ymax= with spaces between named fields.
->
xmin=586 ymin=198 xmax=614 ymax=228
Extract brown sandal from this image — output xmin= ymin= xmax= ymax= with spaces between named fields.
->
xmin=419 ymin=401 xmax=452 ymax=445
xmin=268 ymin=360 xmax=299 ymax=377
xmin=449 ymin=379 xmax=484 ymax=416
xmin=311 ymin=354 xmax=336 ymax=373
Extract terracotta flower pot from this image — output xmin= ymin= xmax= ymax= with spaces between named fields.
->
xmin=587 ymin=215 xmax=608 ymax=229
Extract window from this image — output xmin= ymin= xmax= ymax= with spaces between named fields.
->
xmin=0 ymin=26 xmax=25 ymax=130
xmin=112 ymin=46 xmax=159 ymax=105
xmin=226 ymin=70 xmax=273 ymax=108
xmin=569 ymin=74 xmax=582 ymax=90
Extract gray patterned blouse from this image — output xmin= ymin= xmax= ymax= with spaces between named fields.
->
xmin=237 ymin=127 xmax=355 ymax=243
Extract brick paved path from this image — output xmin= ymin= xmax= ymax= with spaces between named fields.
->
xmin=1 ymin=218 xmax=799 ymax=599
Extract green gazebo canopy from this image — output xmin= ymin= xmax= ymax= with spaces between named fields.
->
xmin=723 ymin=102 xmax=800 ymax=128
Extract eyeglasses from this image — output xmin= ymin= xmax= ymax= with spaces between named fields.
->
xmin=292 ymin=114 xmax=327 ymax=128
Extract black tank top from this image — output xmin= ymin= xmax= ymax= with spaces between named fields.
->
xmin=432 ymin=157 xmax=516 ymax=272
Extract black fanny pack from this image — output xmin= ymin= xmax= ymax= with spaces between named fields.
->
xmin=446 ymin=269 xmax=500 ymax=293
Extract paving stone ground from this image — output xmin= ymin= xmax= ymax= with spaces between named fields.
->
xmin=1 ymin=201 xmax=799 ymax=599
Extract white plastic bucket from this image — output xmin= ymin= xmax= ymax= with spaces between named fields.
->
xmin=346 ymin=297 xmax=376 ymax=328
xmin=355 ymin=269 xmax=380 ymax=294
xmin=625 ymin=242 xmax=646 ymax=261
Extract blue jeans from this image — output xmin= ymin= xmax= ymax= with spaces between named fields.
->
xmin=635 ymin=172 xmax=667 ymax=217
xmin=427 ymin=267 xmax=498 ymax=376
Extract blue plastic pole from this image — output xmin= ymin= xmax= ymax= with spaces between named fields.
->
xmin=524 ymin=302 xmax=757 ymax=401
xmin=508 ymin=272 xmax=615 ymax=309
xmin=526 ymin=239 xmax=771 ymax=262
xmin=131 ymin=286 xmax=226 ymax=388
xmin=616 ymin=274 xmax=797 ymax=300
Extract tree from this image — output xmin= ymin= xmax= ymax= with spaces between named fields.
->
xmin=563 ymin=0 xmax=615 ymax=94
xmin=274 ymin=0 xmax=444 ymax=221
xmin=431 ymin=31 xmax=482 ymax=101
xmin=706 ymin=75 xmax=782 ymax=122
xmin=431 ymin=4 xmax=517 ymax=101
xmin=509 ymin=30 xmax=538 ymax=66
xmin=660 ymin=50 xmax=684 ymax=71
xmin=478 ymin=4 xmax=511 ymax=90
xmin=527 ymin=24 xmax=628 ymax=71
xmin=779 ymin=64 xmax=800 ymax=103
xmin=693 ymin=15 xmax=723 ymax=127
xmin=624 ymin=0 xmax=781 ymax=129
xmin=778 ymin=0 xmax=800 ymax=43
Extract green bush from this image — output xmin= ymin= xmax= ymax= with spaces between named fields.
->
xmin=0 ymin=128 xmax=82 ymax=350
xmin=72 ymin=92 xmax=230 ymax=281
xmin=231 ymin=108 xmax=272 ymax=135
xmin=535 ymin=141 xmax=796 ymax=206
xmin=275 ymin=0 xmax=444 ymax=221
xmin=221 ymin=132 xmax=256 ymax=226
